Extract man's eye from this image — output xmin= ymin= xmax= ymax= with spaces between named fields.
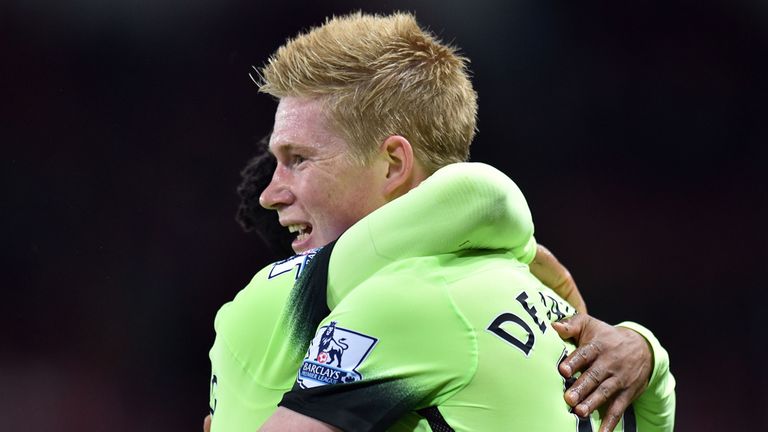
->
xmin=292 ymin=155 xmax=306 ymax=166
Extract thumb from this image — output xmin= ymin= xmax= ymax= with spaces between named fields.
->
xmin=552 ymin=313 xmax=589 ymax=343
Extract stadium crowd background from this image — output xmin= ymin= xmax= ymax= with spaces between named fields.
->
xmin=3 ymin=0 xmax=766 ymax=430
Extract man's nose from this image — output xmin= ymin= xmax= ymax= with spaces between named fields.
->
xmin=259 ymin=167 xmax=294 ymax=210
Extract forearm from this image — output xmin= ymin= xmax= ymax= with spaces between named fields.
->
xmin=259 ymin=407 xmax=341 ymax=432
xmin=528 ymin=244 xmax=587 ymax=313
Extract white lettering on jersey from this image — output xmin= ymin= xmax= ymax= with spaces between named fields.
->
xmin=268 ymin=250 xmax=317 ymax=280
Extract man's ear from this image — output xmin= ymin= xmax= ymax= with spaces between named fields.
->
xmin=379 ymin=135 xmax=417 ymax=200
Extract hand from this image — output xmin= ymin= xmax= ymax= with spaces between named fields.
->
xmin=552 ymin=313 xmax=652 ymax=432
xmin=203 ymin=414 xmax=211 ymax=432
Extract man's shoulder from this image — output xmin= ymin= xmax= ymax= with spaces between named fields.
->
xmin=329 ymin=260 xmax=464 ymax=329
xmin=333 ymin=252 xmax=517 ymax=307
xmin=342 ymin=259 xmax=445 ymax=297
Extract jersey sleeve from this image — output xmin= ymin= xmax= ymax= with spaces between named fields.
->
xmin=277 ymin=272 xmax=475 ymax=431
xmin=616 ymin=321 xmax=676 ymax=432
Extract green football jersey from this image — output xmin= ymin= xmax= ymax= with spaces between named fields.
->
xmin=278 ymin=163 xmax=675 ymax=431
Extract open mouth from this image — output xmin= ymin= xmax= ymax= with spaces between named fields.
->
xmin=288 ymin=223 xmax=313 ymax=243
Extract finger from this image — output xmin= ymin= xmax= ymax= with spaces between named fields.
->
xmin=204 ymin=414 xmax=212 ymax=432
xmin=573 ymin=376 xmax=618 ymax=417
xmin=559 ymin=338 xmax=601 ymax=380
xmin=563 ymin=356 xmax=604 ymax=406
xmin=596 ymin=392 xmax=633 ymax=432
xmin=551 ymin=321 xmax=573 ymax=340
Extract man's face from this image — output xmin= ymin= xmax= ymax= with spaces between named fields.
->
xmin=260 ymin=96 xmax=387 ymax=253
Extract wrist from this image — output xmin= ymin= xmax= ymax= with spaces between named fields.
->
xmin=615 ymin=321 xmax=663 ymax=386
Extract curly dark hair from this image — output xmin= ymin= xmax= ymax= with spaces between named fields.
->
xmin=236 ymin=132 xmax=295 ymax=257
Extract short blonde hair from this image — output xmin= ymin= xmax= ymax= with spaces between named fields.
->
xmin=257 ymin=12 xmax=477 ymax=173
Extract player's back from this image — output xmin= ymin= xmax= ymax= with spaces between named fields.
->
xmin=382 ymin=250 xmax=638 ymax=431
xmin=389 ymin=250 xmax=637 ymax=431
xmin=431 ymin=251 xmax=582 ymax=430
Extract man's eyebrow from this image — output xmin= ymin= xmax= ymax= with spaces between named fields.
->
xmin=268 ymin=142 xmax=292 ymax=155
xmin=267 ymin=143 xmax=311 ymax=159
xmin=269 ymin=141 xmax=314 ymax=155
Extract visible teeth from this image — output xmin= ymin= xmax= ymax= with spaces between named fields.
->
xmin=288 ymin=224 xmax=308 ymax=234
xmin=289 ymin=224 xmax=311 ymax=243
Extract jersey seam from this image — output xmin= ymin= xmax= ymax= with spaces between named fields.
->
xmin=438 ymin=275 xmax=479 ymax=406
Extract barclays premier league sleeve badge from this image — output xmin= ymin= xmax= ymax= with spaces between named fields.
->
xmin=297 ymin=321 xmax=378 ymax=389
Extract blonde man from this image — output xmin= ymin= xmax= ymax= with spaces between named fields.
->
xmin=208 ymin=12 xmax=674 ymax=432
